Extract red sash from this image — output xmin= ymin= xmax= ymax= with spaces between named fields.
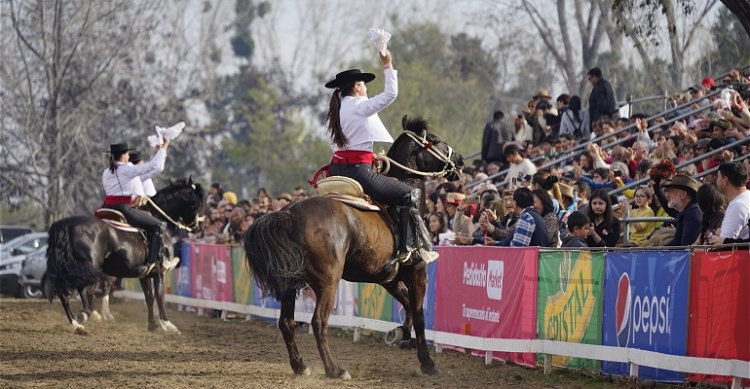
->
xmin=331 ymin=150 xmax=374 ymax=165
xmin=103 ymin=196 xmax=133 ymax=206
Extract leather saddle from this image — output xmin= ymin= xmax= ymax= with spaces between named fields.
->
xmin=315 ymin=176 xmax=380 ymax=212
xmin=94 ymin=208 xmax=140 ymax=233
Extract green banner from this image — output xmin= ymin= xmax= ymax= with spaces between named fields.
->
xmin=537 ymin=250 xmax=604 ymax=371
xmin=357 ymin=283 xmax=392 ymax=321
xmin=231 ymin=245 xmax=254 ymax=305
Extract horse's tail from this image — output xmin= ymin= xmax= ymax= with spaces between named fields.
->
xmin=244 ymin=210 xmax=306 ymax=300
xmin=46 ymin=219 xmax=103 ymax=302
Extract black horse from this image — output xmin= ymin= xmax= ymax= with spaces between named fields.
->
xmin=245 ymin=116 xmax=464 ymax=378
xmin=46 ymin=177 xmax=204 ymax=334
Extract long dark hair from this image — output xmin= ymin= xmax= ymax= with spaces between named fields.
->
xmin=532 ymin=188 xmax=555 ymax=216
xmin=108 ymin=152 xmax=127 ymax=173
xmin=568 ymin=96 xmax=582 ymax=122
xmin=587 ymin=189 xmax=614 ymax=230
xmin=697 ymin=183 xmax=725 ymax=241
xmin=326 ymin=82 xmax=356 ymax=148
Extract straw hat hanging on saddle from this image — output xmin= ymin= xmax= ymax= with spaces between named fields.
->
xmin=325 ymin=69 xmax=376 ymax=89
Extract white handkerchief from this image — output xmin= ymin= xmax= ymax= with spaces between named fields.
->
xmin=148 ymin=121 xmax=185 ymax=147
xmin=368 ymin=28 xmax=391 ymax=55
xmin=148 ymin=135 xmax=162 ymax=147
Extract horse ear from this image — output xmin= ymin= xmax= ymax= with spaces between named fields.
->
xmin=401 ymin=115 xmax=409 ymax=131
xmin=188 ymin=175 xmax=193 ymax=185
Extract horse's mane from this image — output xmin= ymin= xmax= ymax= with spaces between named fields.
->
xmin=152 ymin=178 xmax=204 ymax=205
xmin=390 ymin=115 xmax=442 ymax=157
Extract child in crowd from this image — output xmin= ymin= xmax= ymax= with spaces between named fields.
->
xmin=586 ymin=189 xmax=621 ymax=247
xmin=563 ymin=211 xmax=590 ymax=248
xmin=624 ymin=187 xmax=657 ymax=246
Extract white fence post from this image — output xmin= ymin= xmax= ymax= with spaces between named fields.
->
xmin=629 ymin=362 xmax=639 ymax=379
xmin=484 ymin=350 xmax=492 ymax=366
xmin=544 ymin=354 xmax=552 ymax=375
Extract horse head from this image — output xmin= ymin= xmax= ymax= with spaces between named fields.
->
xmin=385 ymin=115 xmax=464 ymax=181
xmin=150 ymin=176 xmax=205 ymax=233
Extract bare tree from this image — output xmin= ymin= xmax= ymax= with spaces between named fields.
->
xmin=1 ymin=0 xmax=219 ymax=227
xmin=516 ymin=0 xmax=608 ymax=97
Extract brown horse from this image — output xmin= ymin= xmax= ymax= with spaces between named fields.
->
xmin=245 ymin=116 xmax=463 ymax=378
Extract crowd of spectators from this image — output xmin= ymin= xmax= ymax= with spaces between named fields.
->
xmin=191 ymin=183 xmax=309 ymax=245
xmin=430 ymin=66 xmax=750 ymax=249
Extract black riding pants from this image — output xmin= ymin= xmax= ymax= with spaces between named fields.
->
xmin=328 ymin=163 xmax=412 ymax=206
xmin=108 ymin=204 xmax=164 ymax=234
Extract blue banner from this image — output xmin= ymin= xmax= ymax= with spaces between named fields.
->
xmin=174 ymin=242 xmax=192 ymax=297
xmin=601 ymin=250 xmax=690 ymax=382
xmin=391 ymin=260 xmax=437 ymax=331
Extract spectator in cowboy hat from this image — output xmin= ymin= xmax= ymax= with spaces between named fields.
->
xmin=443 ymin=192 xmax=465 ymax=229
xmin=652 ymin=174 xmax=702 ymax=246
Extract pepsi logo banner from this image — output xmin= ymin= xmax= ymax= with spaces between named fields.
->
xmin=434 ymin=247 xmax=538 ymax=367
xmin=602 ymin=250 xmax=690 ymax=382
xmin=537 ymin=250 xmax=604 ymax=370
xmin=688 ymin=251 xmax=750 ymax=386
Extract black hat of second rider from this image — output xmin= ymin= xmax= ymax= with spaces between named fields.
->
xmin=109 ymin=143 xmax=130 ymax=156
xmin=325 ymin=69 xmax=376 ymax=89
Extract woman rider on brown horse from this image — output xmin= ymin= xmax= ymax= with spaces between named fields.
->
xmin=325 ymin=49 xmax=437 ymax=268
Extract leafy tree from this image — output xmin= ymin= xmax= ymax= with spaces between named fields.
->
xmin=368 ymin=22 xmax=500 ymax=159
xmin=695 ymin=6 xmax=750 ymax=78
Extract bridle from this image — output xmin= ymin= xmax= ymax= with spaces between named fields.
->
xmin=142 ymin=189 xmax=205 ymax=233
xmin=378 ymin=130 xmax=460 ymax=178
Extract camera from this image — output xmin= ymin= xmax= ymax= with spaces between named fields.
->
xmin=613 ymin=170 xmax=623 ymax=178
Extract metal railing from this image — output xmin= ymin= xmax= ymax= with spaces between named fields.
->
xmin=609 ymin=135 xmax=750 ymax=196
xmin=464 ymin=66 xmax=750 ymax=189
xmin=466 ymin=89 xmax=722 ymax=191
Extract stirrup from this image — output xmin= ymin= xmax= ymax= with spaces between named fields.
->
xmin=162 ymin=256 xmax=180 ymax=271
xmin=139 ymin=263 xmax=156 ymax=278
xmin=417 ymin=249 xmax=439 ymax=263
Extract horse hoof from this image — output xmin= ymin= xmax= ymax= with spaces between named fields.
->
xmin=148 ymin=323 xmax=159 ymax=332
xmin=339 ymin=370 xmax=351 ymax=380
xmin=384 ymin=327 xmax=404 ymax=346
xmin=103 ymin=313 xmax=115 ymax=321
xmin=90 ymin=311 xmax=103 ymax=321
xmin=159 ymin=320 xmax=181 ymax=334
xmin=295 ymin=367 xmax=311 ymax=376
xmin=421 ymin=365 xmax=439 ymax=376
xmin=76 ymin=312 xmax=89 ymax=324
xmin=71 ymin=320 xmax=88 ymax=335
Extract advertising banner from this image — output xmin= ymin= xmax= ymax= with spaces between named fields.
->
xmin=295 ymin=280 xmax=357 ymax=318
xmin=173 ymin=241 xmax=192 ymax=297
xmin=358 ymin=283 xmax=392 ymax=321
xmin=434 ymin=246 xmax=539 ymax=367
xmin=392 ymin=260 xmax=438 ymax=331
xmin=230 ymin=246 xmax=253 ymax=305
xmin=602 ymin=250 xmax=690 ymax=382
xmin=537 ymin=250 xmax=604 ymax=371
xmin=191 ymin=244 xmax=234 ymax=302
xmin=688 ymin=250 xmax=750 ymax=386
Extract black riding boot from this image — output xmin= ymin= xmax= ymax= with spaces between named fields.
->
xmin=140 ymin=223 xmax=166 ymax=277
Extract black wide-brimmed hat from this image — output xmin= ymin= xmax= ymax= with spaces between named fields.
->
xmin=325 ymin=69 xmax=376 ymax=89
xmin=109 ymin=143 xmax=130 ymax=155
xmin=129 ymin=150 xmax=142 ymax=164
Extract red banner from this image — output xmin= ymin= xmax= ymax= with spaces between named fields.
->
xmin=191 ymin=244 xmax=234 ymax=302
xmin=688 ymin=250 xmax=750 ymax=386
xmin=434 ymin=246 xmax=538 ymax=367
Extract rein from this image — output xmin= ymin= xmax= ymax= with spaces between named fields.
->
xmin=378 ymin=130 xmax=457 ymax=178
xmin=141 ymin=196 xmax=204 ymax=233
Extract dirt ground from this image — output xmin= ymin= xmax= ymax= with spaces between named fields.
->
xmin=0 ymin=297 xmax=643 ymax=389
